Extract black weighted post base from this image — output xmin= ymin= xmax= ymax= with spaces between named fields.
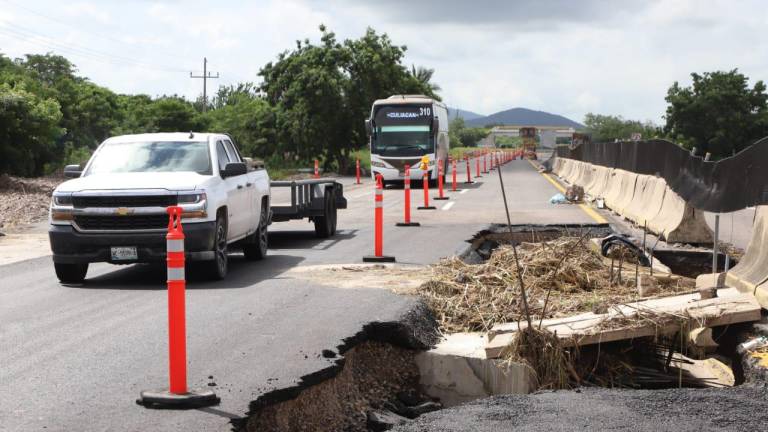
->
xmin=137 ymin=388 xmax=219 ymax=409
xmin=362 ymin=255 xmax=396 ymax=263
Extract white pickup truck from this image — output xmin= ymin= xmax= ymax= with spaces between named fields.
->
xmin=49 ymin=132 xmax=271 ymax=283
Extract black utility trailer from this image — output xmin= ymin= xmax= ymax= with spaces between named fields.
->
xmin=269 ymin=179 xmax=348 ymax=238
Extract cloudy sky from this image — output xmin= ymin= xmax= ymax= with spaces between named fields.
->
xmin=0 ymin=0 xmax=766 ymax=124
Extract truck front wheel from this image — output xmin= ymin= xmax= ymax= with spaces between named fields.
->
xmin=207 ymin=214 xmax=228 ymax=280
xmin=243 ymin=203 xmax=268 ymax=261
xmin=54 ymin=263 xmax=88 ymax=284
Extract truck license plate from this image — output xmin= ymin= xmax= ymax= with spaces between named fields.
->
xmin=110 ymin=246 xmax=138 ymax=261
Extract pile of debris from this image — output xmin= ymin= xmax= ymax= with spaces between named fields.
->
xmin=419 ymin=236 xmax=693 ymax=334
xmin=0 ymin=174 xmax=61 ymax=230
xmin=418 ymin=236 xmax=762 ymax=392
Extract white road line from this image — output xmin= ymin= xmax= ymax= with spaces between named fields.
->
xmin=459 ymin=189 xmax=469 ymax=195
xmin=441 ymin=201 xmax=455 ymax=211
xmin=350 ymin=192 xmax=370 ymax=199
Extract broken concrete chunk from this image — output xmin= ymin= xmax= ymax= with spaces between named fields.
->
xmin=687 ymin=327 xmax=718 ymax=359
xmin=366 ymin=409 xmax=411 ymax=431
xmin=636 ymin=274 xmax=658 ymax=297
xmin=416 ymin=333 xmax=536 ymax=407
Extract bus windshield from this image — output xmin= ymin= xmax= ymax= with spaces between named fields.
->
xmin=372 ymin=125 xmax=432 ymax=157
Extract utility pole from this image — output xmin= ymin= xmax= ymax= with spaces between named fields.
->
xmin=190 ymin=57 xmax=219 ymax=112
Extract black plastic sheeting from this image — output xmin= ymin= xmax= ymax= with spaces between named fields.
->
xmin=551 ymin=137 xmax=768 ymax=213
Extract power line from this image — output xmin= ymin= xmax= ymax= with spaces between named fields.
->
xmin=0 ymin=22 xmax=189 ymax=73
xmin=0 ymin=0 xmax=192 ymax=63
xmin=190 ymin=57 xmax=219 ymax=112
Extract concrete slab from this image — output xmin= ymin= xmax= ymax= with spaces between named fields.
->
xmin=415 ymin=333 xmax=536 ymax=407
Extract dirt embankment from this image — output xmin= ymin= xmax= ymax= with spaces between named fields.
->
xmin=0 ymin=174 xmax=62 ymax=231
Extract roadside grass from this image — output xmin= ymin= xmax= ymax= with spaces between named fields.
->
xmin=449 ymin=146 xmax=482 ymax=160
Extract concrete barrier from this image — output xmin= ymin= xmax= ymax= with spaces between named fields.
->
xmin=626 ymin=175 xmax=667 ymax=230
xmin=648 ymin=185 xmax=713 ymax=244
xmin=624 ymin=176 xmax=665 ymax=227
xmin=723 ymin=207 xmax=768 ymax=305
xmin=553 ymin=157 xmax=564 ymax=175
xmin=560 ymin=159 xmax=576 ymax=183
xmin=554 ymin=157 xmax=713 ymax=245
xmin=586 ymin=166 xmax=611 ymax=199
xmin=696 ymin=206 xmax=768 ymax=309
xmin=611 ymin=170 xmax=639 ymax=216
xmin=602 ymin=169 xmax=623 ymax=210
xmin=579 ymin=162 xmax=594 ymax=191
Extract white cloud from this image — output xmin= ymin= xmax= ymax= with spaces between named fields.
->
xmin=0 ymin=0 xmax=765 ymax=124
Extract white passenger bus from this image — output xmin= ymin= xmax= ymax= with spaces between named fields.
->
xmin=365 ymin=95 xmax=449 ymax=187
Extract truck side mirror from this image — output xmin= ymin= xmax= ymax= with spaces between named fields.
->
xmin=221 ymin=162 xmax=247 ymax=178
xmin=64 ymin=164 xmax=82 ymax=178
xmin=432 ymin=117 xmax=439 ymax=131
xmin=365 ymin=119 xmax=372 ymax=136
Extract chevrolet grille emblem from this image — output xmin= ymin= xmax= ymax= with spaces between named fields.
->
xmin=115 ymin=207 xmax=132 ymax=216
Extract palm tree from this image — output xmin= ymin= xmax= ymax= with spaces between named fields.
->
xmin=411 ymin=65 xmax=441 ymax=93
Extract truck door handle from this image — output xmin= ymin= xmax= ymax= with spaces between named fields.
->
xmin=237 ymin=184 xmax=244 ymax=189
xmin=246 ymin=182 xmax=253 ymax=187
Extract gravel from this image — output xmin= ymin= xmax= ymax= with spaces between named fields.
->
xmin=392 ymin=384 xmax=768 ymax=432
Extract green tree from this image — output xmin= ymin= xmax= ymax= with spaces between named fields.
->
xmin=260 ymin=25 xmax=441 ymax=170
xmin=113 ymin=94 xmax=154 ymax=134
xmin=583 ymin=113 xmax=660 ymax=142
xmin=0 ymin=83 xmax=64 ymax=175
xmin=149 ymin=96 xmax=206 ymax=132
xmin=17 ymin=54 xmax=118 ymax=151
xmin=410 ymin=65 xmax=441 ymax=93
xmin=260 ymin=26 xmax=350 ymax=169
xmin=664 ymin=70 xmax=768 ymax=158
xmin=204 ymin=87 xmax=277 ymax=158
xmin=449 ymin=116 xmax=488 ymax=148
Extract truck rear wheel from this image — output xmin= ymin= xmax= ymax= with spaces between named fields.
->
xmin=314 ymin=189 xmax=337 ymax=238
xmin=243 ymin=203 xmax=268 ymax=261
xmin=207 ymin=214 xmax=228 ymax=280
xmin=55 ymin=263 xmax=88 ymax=284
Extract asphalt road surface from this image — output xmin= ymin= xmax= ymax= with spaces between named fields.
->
xmin=1 ymin=159 xmax=603 ymax=432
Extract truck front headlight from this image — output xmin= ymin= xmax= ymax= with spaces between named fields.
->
xmin=51 ymin=193 xmax=74 ymax=222
xmin=52 ymin=193 xmax=73 ymax=206
xmin=178 ymin=192 xmax=207 ymax=218
xmin=177 ymin=192 xmax=206 ymax=204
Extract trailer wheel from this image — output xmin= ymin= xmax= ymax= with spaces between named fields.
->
xmin=314 ymin=189 xmax=336 ymax=238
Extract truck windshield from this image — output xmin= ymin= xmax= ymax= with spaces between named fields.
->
xmin=372 ymin=126 xmax=432 ymax=157
xmin=85 ymin=141 xmax=211 ymax=175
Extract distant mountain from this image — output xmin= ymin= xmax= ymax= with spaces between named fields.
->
xmin=466 ymin=107 xmax=584 ymax=129
xmin=447 ymin=107 xmax=485 ymax=122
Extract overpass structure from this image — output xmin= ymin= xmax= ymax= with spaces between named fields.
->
xmin=480 ymin=125 xmax=577 ymax=149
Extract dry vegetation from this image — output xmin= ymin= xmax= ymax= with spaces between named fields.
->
xmin=419 ymin=237 xmax=695 ymax=334
xmin=0 ymin=174 xmax=61 ymax=230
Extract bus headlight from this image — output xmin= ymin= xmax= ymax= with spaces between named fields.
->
xmin=371 ymin=161 xmax=387 ymax=168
